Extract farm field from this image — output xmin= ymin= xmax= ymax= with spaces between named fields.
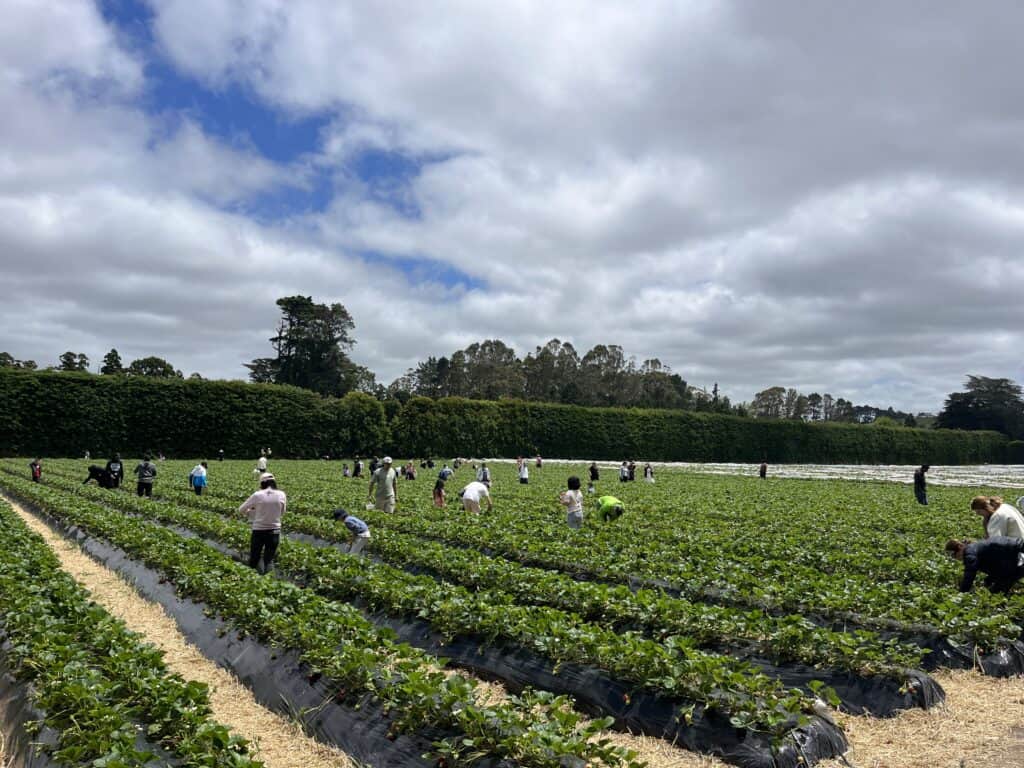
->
xmin=1 ymin=458 xmax=1024 ymax=768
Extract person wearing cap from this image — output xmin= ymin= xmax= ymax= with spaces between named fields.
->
xmin=239 ymin=472 xmax=286 ymax=574
xmin=459 ymin=480 xmax=493 ymax=514
xmin=368 ymin=456 xmax=398 ymax=513
xmin=133 ymin=455 xmax=158 ymax=497
xmin=333 ymin=509 xmax=371 ymax=556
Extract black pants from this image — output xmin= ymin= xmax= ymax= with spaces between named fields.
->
xmin=137 ymin=482 xmax=152 ymax=497
xmin=249 ymin=530 xmax=280 ymax=574
xmin=193 ymin=485 xmax=204 ymax=496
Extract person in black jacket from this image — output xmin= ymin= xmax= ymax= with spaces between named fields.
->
xmin=945 ymin=537 xmax=1024 ymax=593
xmin=913 ymin=465 xmax=929 ymax=505
xmin=105 ymin=454 xmax=125 ymax=489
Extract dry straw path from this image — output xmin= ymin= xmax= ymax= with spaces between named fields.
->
xmin=7 ymin=492 xmax=1024 ymax=768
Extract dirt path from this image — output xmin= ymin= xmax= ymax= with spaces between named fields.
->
xmin=6 ymin=494 xmax=356 ymax=768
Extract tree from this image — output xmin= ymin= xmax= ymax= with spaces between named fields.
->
xmin=0 ymin=352 xmax=37 ymax=370
xmin=59 ymin=351 xmax=90 ymax=372
xmin=936 ymin=376 xmax=1024 ymax=438
xmin=100 ymin=349 xmax=124 ymax=375
xmin=751 ymin=386 xmax=786 ymax=419
xmin=127 ymin=356 xmax=182 ymax=378
xmin=246 ymin=296 xmax=364 ymax=397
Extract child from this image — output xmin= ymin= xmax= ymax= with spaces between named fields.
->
xmin=29 ymin=459 xmax=42 ymax=483
xmin=342 ymin=463 xmax=351 ymax=478
xmin=433 ymin=478 xmax=446 ymax=508
xmin=333 ymin=509 xmax=371 ymax=556
xmin=559 ymin=476 xmax=584 ymax=529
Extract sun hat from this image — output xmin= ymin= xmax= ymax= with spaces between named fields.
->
xmin=382 ymin=456 xmax=393 ymax=464
xmin=260 ymin=472 xmax=275 ymax=482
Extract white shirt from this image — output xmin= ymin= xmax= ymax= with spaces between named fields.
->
xmin=560 ymin=489 xmax=583 ymax=515
xmin=189 ymin=464 xmax=207 ymax=479
xmin=238 ymin=488 xmax=286 ymax=531
xmin=519 ymin=464 xmax=529 ymax=479
xmin=257 ymin=456 xmax=268 ymax=471
xmin=987 ymin=504 xmax=1024 ymax=539
xmin=462 ymin=481 xmax=491 ymax=503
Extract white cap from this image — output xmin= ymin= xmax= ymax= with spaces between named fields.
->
xmin=382 ymin=456 xmax=393 ymax=464
xmin=259 ymin=472 xmax=275 ymax=482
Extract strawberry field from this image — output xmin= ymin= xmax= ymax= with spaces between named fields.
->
xmin=1 ymin=458 xmax=1022 ymax=768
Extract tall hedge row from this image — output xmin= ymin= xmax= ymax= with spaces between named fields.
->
xmin=0 ymin=370 xmax=1009 ymax=463
xmin=389 ymin=396 xmax=1009 ymax=465
xmin=0 ymin=370 xmax=387 ymax=458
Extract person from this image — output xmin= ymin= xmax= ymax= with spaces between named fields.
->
xmin=619 ymin=461 xmax=629 ymax=482
xmin=970 ymin=496 xmax=1024 ymax=539
xmin=342 ymin=463 xmax=351 ymax=478
xmin=628 ymin=461 xmax=636 ymax=482
xmin=104 ymin=454 xmax=125 ymax=489
xmin=133 ymin=455 xmax=157 ymax=497
xmin=518 ymin=460 xmax=529 ymax=485
xmin=218 ymin=449 xmax=224 ymax=462
xmin=597 ymin=495 xmax=625 ymax=522
xmin=83 ymin=465 xmax=112 ymax=488
xmin=426 ymin=458 xmax=435 ymax=469
xmin=239 ymin=473 xmax=286 ymax=574
xmin=459 ymin=480 xmax=493 ymax=514
xmin=913 ymin=465 xmax=929 ymax=505
xmin=333 ymin=509 xmax=371 ymax=556
xmin=643 ymin=463 xmax=655 ymax=483
xmin=189 ymin=461 xmax=208 ymax=496
xmin=405 ymin=462 xmax=417 ymax=480
xmin=453 ymin=457 xmax=462 ymax=470
xmin=589 ymin=462 xmax=599 ymax=483
xmin=433 ymin=478 xmax=446 ymax=508
xmin=353 ymin=457 xmax=363 ymax=478
xmin=535 ymin=454 xmax=543 ymax=470
xmin=477 ymin=462 xmax=492 ymax=487
xmin=28 ymin=459 xmax=42 ymax=483
xmin=84 ymin=450 xmax=91 ymax=460
xmin=438 ymin=464 xmax=454 ymax=481
xmin=257 ymin=453 xmax=268 ymax=472
xmin=559 ymin=476 xmax=584 ymax=529
xmin=368 ymin=456 xmax=398 ymax=513
xmin=759 ymin=461 xmax=767 ymax=480
xmin=369 ymin=456 xmax=381 ymax=475
xmin=946 ymin=537 xmax=1024 ymax=593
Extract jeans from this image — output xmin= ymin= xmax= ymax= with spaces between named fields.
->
xmin=915 ymin=489 xmax=928 ymax=506
xmin=137 ymin=482 xmax=153 ymax=497
xmin=249 ymin=530 xmax=281 ymax=574
xmin=193 ymin=485 xmax=204 ymax=496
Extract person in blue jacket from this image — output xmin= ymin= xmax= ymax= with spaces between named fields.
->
xmin=333 ymin=508 xmax=371 ymax=556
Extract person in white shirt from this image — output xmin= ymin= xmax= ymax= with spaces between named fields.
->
xmin=972 ymin=496 xmax=1024 ymax=540
xmin=257 ymin=454 xmax=268 ymax=472
xmin=188 ymin=461 xmax=208 ymax=496
xmin=518 ymin=461 xmax=529 ymax=485
xmin=559 ymin=476 xmax=584 ymax=529
xmin=476 ymin=462 xmax=492 ymax=487
xmin=238 ymin=473 xmax=286 ymax=573
xmin=459 ymin=481 xmax=493 ymax=514
xmin=368 ymin=456 xmax=398 ymax=513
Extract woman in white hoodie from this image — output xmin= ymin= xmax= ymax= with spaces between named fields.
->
xmin=971 ymin=496 xmax=1024 ymax=540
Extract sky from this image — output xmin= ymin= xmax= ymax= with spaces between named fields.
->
xmin=2 ymin=0 xmax=1023 ymax=413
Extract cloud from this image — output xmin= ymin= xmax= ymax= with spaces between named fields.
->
xmin=2 ymin=1 xmax=1024 ymax=413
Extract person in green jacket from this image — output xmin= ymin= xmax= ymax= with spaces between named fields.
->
xmin=597 ymin=495 xmax=624 ymax=522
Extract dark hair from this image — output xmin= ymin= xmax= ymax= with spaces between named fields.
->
xmin=201 ymin=461 xmax=208 ymax=468
xmin=260 ymin=478 xmax=277 ymax=490
xmin=945 ymin=538 xmax=967 ymax=555
xmin=567 ymin=475 xmax=581 ymax=491
xmin=332 ymin=508 xmax=349 ymax=520
xmin=921 ymin=464 xmax=930 ymax=471
xmin=434 ymin=479 xmax=445 ymax=492
xmin=143 ymin=454 xmax=151 ymax=462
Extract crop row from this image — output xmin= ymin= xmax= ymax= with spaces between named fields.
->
xmin=141 ymin=473 xmax=926 ymax=678
xmin=25 ymin=468 xmax=832 ymax=739
xmin=0 ymin=496 xmax=262 ymax=768
xmin=0 ymin=474 xmax=643 ymax=768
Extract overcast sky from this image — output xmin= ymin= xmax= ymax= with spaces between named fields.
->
xmin=2 ymin=1 xmax=1023 ymax=412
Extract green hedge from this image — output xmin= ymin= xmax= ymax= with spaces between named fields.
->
xmin=0 ymin=370 xmax=1008 ymax=463
xmin=0 ymin=370 xmax=386 ymax=458
xmin=389 ymin=396 xmax=1009 ymax=465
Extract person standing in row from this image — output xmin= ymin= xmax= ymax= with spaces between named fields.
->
xmin=643 ymin=463 xmax=655 ymax=483
xmin=459 ymin=480 xmax=493 ymax=514
xmin=518 ymin=460 xmax=529 ymax=485
xmin=218 ymin=448 xmax=224 ymax=462
xmin=28 ymin=459 xmax=42 ymax=483
xmin=257 ymin=452 xmax=268 ymax=473
xmin=368 ymin=456 xmax=398 ymax=513
xmin=476 ymin=462 xmax=492 ymax=487
xmin=913 ymin=465 xmax=929 ymax=505
xmin=433 ymin=478 xmax=446 ymax=507
xmin=134 ymin=455 xmax=157 ymax=497
xmin=759 ymin=461 xmax=767 ymax=480
xmin=189 ymin=461 xmax=208 ymax=496
xmin=106 ymin=454 xmax=124 ymax=488
xmin=619 ymin=461 xmax=629 ymax=482
xmin=559 ymin=476 xmax=584 ymax=529
xmin=971 ymin=496 xmax=1024 ymax=539
xmin=333 ymin=509 xmax=371 ymax=556
xmin=239 ymin=473 xmax=286 ymax=574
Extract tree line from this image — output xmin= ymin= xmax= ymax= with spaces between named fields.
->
xmin=5 ymin=295 xmax=1022 ymax=440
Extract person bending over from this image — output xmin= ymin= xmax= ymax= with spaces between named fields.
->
xmin=946 ymin=536 xmax=1024 ymax=594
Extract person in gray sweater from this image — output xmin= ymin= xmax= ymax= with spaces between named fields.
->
xmin=238 ymin=473 xmax=287 ymax=574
